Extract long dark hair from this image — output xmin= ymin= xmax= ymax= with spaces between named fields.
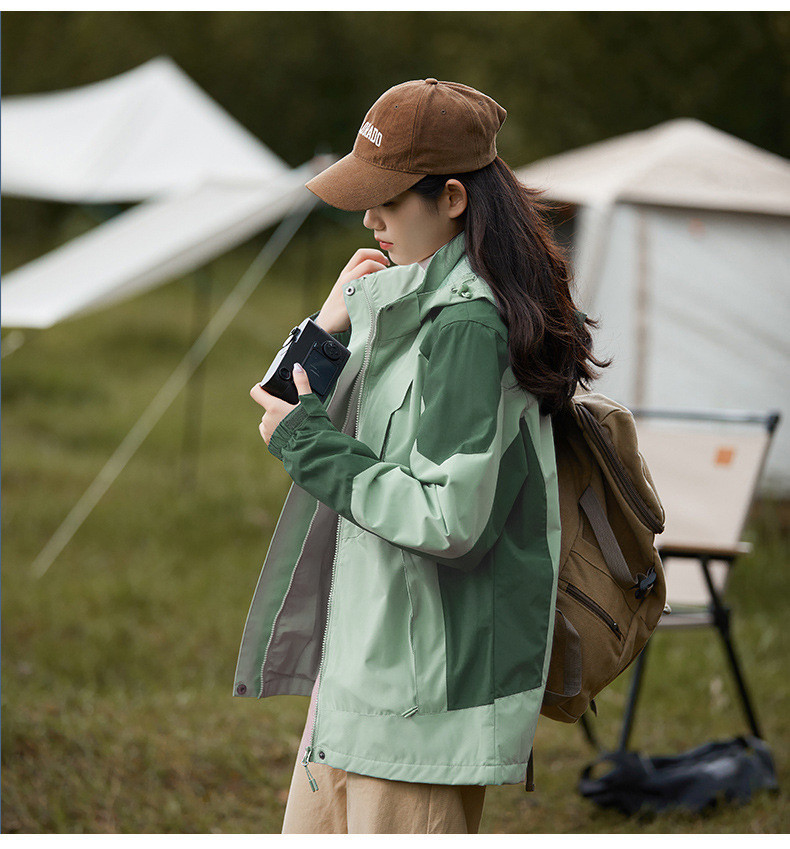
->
xmin=410 ymin=156 xmax=610 ymax=417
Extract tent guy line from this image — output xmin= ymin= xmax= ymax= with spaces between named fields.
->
xmin=30 ymin=202 xmax=314 ymax=579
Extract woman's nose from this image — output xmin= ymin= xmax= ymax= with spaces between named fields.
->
xmin=363 ymin=208 xmax=379 ymax=230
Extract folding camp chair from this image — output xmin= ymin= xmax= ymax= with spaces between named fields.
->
xmin=595 ymin=408 xmax=781 ymax=753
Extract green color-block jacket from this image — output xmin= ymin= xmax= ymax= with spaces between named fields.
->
xmin=233 ymin=232 xmax=560 ymax=786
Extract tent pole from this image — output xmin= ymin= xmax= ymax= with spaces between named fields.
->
xmin=30 ymin=201 xmax=315 ymax=579
xmin=302 ymin=210 xmax=313 ymax=316
xmin=314 ymin=209 xmax=325 ymax=309
xmin=301 ymin=207 xmax=326 ymax=318
xmin=181 ymin=265 xmax=213 ymax=488
xmin=633 ymin=209 xmax=650 ymax=408
xmin=1 ymin=329 xmax=28 ymax=358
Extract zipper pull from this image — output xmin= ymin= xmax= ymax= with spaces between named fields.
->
xmin=301 ymin=745 xmax=319 ymax=792
xmin=401 ymin=705 xmax=419 ymax=718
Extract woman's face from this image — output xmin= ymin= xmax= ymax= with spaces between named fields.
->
xmin=362 ymin=183 xmax=465 ymax=266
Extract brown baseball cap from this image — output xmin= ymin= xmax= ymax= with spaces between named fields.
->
xmin=305 ymin=78 xmax=507 ymax=211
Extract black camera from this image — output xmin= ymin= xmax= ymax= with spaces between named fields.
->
xmin=259 ymin=317 xmax=350 ymax=405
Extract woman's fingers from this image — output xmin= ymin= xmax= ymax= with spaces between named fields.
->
xmin=256 ymin=392 xmax=299 ymax=444
xmin=354 ymin=259 xmax=389 ymax=277
xmin=340 ymin=258 xmax=388 ymax=285
xmin=291 ymin=363 xmax=313 ymax=396
xmin=343 ymin=247 xmax=389 ymax=271
xmin=340 ymin=248 xmax=390 ymax=280
xmin=250 ymin=383 xmax=276 ymax=409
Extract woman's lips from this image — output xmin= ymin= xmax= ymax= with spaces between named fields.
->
xmin=377 ymin=240 xmax=393 ymax=250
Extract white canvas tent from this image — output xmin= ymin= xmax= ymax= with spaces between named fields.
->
xmin=0 ymin=172 xmax=315 ymax=329
xmin=1 ymin=58 xmax=326 ymax=575
xmin=1 ymin=55 xmax=287 ymax=202
xmin=517 ymin=119 xmax=790 ymax=495
xmin=1 ymin=57 xmax=319 ymax=329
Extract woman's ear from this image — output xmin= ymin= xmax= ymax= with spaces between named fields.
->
xmin=444 ymin=179 xmax=468 ymax=219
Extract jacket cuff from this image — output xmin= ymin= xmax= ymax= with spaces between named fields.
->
xmin=267 ymin=392 xmax=328 ymax=461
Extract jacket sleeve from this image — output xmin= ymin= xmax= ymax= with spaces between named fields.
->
xmin=267 ymin=318 xmax=518 ymax=571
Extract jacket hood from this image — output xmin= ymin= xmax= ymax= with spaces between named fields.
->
xmin=398 ymin=231 xmax=587 ymax=329
xmin=419 ymin=231 xmax=500 ymax=318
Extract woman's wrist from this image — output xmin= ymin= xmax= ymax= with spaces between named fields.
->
xmin=314 ymin=307 xmax=331 ymax=331
xmin=315 ymin=308 xmax=349 ymax=335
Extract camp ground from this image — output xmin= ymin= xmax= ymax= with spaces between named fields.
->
xmin=2 ymin=49 xmax=787 ymax=833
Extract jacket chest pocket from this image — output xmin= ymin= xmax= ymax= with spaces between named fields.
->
xmin=360 ymin=370 xmax=416 ymax=459
xmin=378 ymin=379 xmax=415 ymax=461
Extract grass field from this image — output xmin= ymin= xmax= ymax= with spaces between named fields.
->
xmin=2 ymin=215 xmax=788 ymax=833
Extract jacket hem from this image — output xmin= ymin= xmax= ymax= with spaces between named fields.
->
xmin=307 ymin=686 xmax=544 ymax=787
xmin=313 ymin=745 xmax=528 ymax=787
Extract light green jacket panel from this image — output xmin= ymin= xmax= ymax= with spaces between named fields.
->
xmin=233 ymin=232 xmax=560 ymax=786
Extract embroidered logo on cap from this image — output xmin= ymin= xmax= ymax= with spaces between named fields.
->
xmin=358 ymin=121 xmax=383 ymax=147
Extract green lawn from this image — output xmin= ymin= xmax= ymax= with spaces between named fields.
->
xmin=2 ymin=219 xmax=788 ymax=833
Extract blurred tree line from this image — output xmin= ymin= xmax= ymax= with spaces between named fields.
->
xmin=2 ymin=10 xmax=788 ymax=258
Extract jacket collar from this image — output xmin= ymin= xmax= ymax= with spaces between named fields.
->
xmin=419 ymin=230 xmax=467 ymax=294
xmin=414 ymin=231 xmax=498 ymax=320
xmin=360 ymin=231 xmax=499 ymax=343
xmin=363 ymin=232 xmax=586 ymax=340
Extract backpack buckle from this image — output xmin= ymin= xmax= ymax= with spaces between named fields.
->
xmin=634 ymin=568 xmax=657 ymax=600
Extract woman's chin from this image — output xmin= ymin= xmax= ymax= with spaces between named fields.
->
xmin=387 ymin=250 xmax=413 ymax=267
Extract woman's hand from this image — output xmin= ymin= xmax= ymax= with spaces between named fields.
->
xmin=251 ymin=363 xmax=314 ymax=446
xmin=315 ymin=248 xmax=390 ymax=333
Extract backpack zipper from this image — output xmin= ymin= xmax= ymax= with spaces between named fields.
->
xmin=575 ymin=404 xmax=664 ymax=534
xmin=565 ymin=581 xmax=623 ymax=641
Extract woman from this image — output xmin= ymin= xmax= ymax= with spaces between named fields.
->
xmin=237 ymin=79 xmax=606 ymax=834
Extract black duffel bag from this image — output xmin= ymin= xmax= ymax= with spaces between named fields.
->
xmin=578 ymin=736 xmax=778 ymax=816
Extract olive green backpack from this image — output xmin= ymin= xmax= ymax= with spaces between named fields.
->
xmin=542 ymin=393 xmax=667 ymax=724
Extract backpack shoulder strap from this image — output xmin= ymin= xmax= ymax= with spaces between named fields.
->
xmin=579 ymin=485 xmax=635 ymax=588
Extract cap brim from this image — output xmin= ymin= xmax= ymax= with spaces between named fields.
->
xmin=305 ymin=152 xmax=424 ymax=211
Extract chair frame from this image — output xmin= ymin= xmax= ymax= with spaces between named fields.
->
xmin=581 ymin=408 xmax=781 ymax=754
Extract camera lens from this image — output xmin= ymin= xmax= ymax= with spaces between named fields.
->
xmin=322 ymin=341 xmax=340 ymax=360
xmin=278 ymin=367 xmax=291 ymax=380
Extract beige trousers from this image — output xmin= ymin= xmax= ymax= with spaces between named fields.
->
xmin=281 ymin=755 xmax=487 ymax=834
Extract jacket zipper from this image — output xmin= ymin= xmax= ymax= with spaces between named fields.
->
xmin=301 ymin=746 xmax=318 ymax=792
xmin=305 ymin=279 xmax=380 ymax=791
xmin=575 ymin=404 xmax=664 ymax=534
xmin=565 ymin=581 xmax=623 ymax=641
xmin=257 ymin=362 xmax=348 ymax=692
